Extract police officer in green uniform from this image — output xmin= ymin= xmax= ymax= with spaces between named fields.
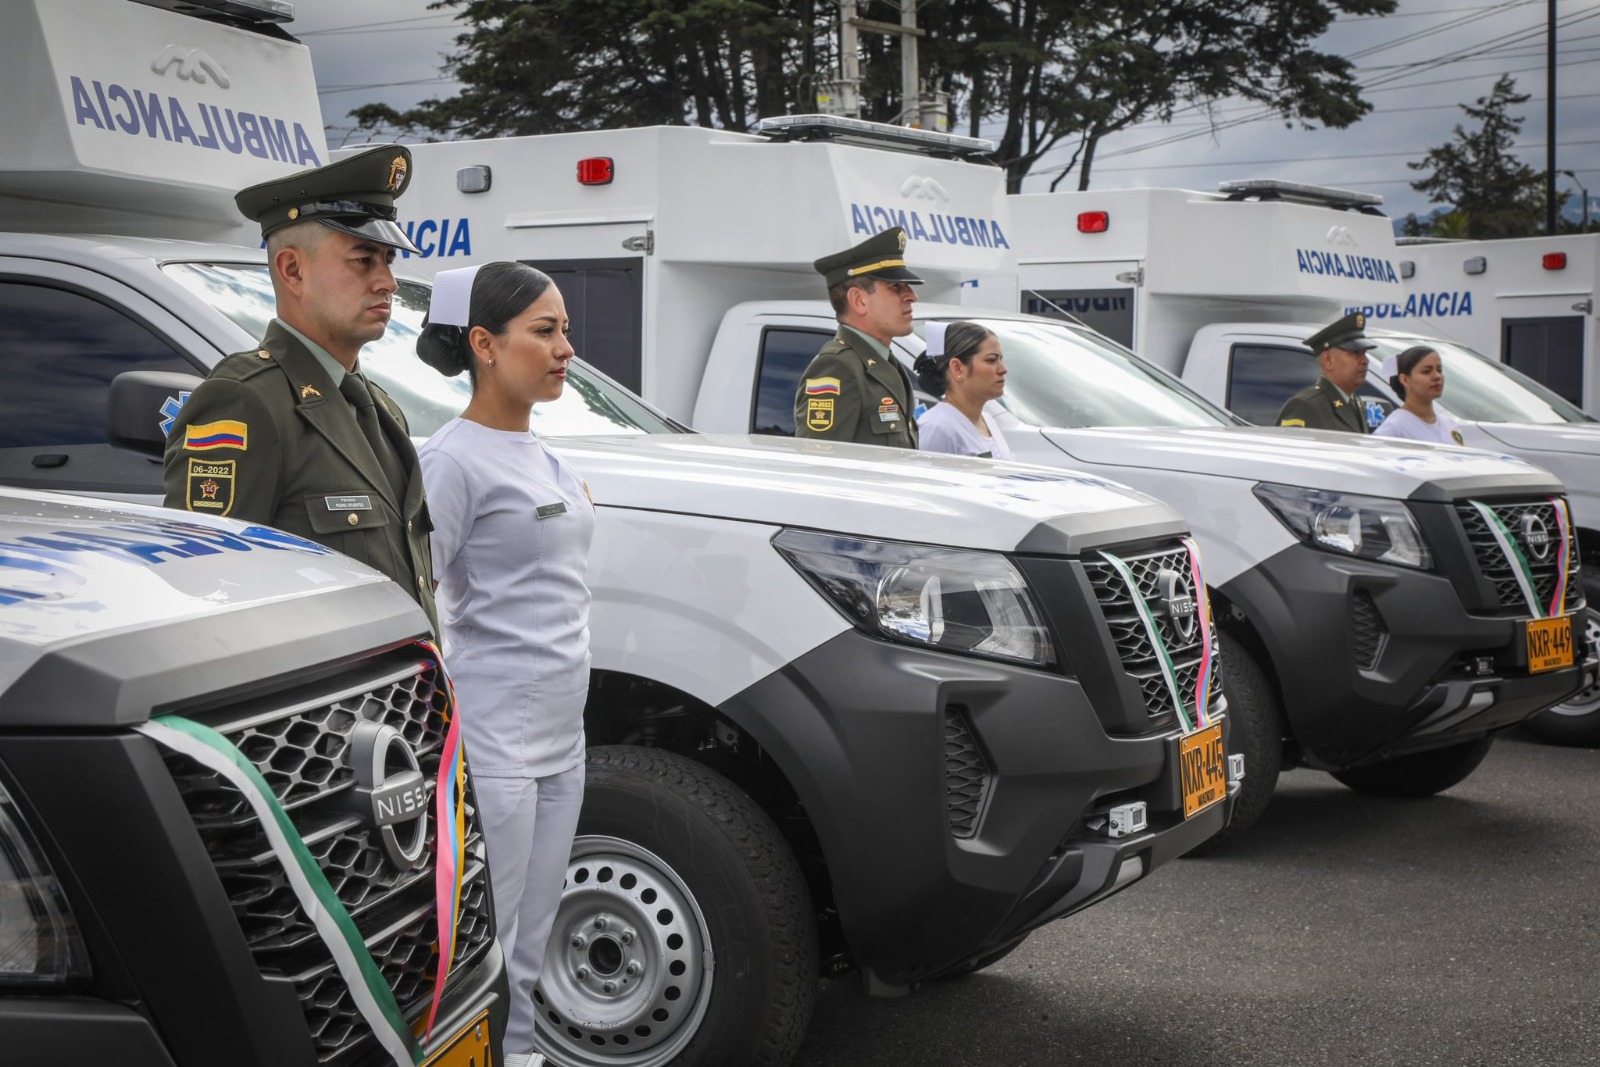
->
xmin=162 ymin=145 xmax=439 ymax=631
xmin=793 ymin=227 xmax=922 ymax=448
xmin=1276 ymin=311 xmax=1378 ymax=434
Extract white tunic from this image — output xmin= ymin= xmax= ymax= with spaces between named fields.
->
xmin=1374 ymin=407 xmax=1463 ymax=445
xmin=916 ymin=401 xmax=1014 ymax=459
xmin=419 ymin=418 xmax=595 ymax=778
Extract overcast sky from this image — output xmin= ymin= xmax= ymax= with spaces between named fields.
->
xmin=292 ymin=0 xmax=1600 ymax=222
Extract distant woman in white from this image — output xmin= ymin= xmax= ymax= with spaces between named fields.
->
xmin=416 ymin=263 xmax=593 ymax=1067
xmin=1374 ymin=345 xmax=1465 ymax=445
xmin=913 ymin=320 xmax=1014 ymax=459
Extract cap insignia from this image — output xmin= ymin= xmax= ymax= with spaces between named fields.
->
xmin=1356 ymin=313 xmax=1365 ymax=328
xmin=387 ymin=156 xmax=408 ymax=192
xmin=287 ymin=207 xmax=299 ymax=220
xmin=896 ymin=230 xmax=906 ymax=252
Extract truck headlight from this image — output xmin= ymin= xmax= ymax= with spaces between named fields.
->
xmin=0 ymin=775 xmax=88 ymax=988
xmin=1254 ymin=483 xmax=1432 ymax=570
xmin=773 ymin=529 xmax=1057 ymax=668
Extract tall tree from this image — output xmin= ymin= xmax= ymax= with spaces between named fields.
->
xmin=352 ymin=0 xmax=812 ymax=138
xmin=1407 ymin=75 xmax=1552 ymax=240
xmin=920 ymin=0 xmax=1395 ymax=193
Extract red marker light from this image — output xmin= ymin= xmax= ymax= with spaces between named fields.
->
xmin=1542 ymin=252 xmax=1567 ymax=270
xmin=576 ymin=157 xmax=614 ymax=185
xmin=1077 ymin=211 xmax=1109 ymax=233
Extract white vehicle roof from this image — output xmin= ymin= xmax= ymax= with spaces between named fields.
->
xmin=1010 ymin=186 xmax=1405 ymax=307
xmin=0 ymin=0 xmax=324 ymax=244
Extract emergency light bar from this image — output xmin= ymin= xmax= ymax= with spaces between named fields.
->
xmin=1217 ymin=178 xmax=1385 ymax=216
xmin=753 ymin=115 xmax=996 ymax=161
xmin=130 ymin=0 xmax=294 ymax=24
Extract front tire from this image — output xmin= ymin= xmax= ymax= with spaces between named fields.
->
xmin=534 ymin=746 xmax=817 ymax=1067
xmin=1185 ymin=632 xmax=1283 ymax=856
xmin=1523 ymin=606 xmax=1600 ymax=746
xmin=1330 ymin=737 xmax=1494 ymax=797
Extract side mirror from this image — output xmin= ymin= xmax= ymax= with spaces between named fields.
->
xmin=108 ymin=371 xmax=205 ymax=456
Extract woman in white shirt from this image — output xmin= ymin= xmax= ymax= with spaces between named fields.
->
xmin=1374 ymin=345 xmax=1464 ymax=445
xmin=912 ymin=320 xmax=1014 ymax=459
xmin=416 ymin=263 xmax=593 ymax=1067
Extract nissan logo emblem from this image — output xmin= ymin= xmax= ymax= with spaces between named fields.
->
xmin=347 ymin=720 xmax=429 ymax=871
xmin=1156 ymin=568 xmax=1198 ymax=642
xmin=1520 ymin=513 xmax=1553 ymax=563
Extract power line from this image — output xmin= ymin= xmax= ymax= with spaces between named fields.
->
xmin=1088 ymin=137 xmax=1600 ymax=174
xmin=296 ymin=14 xmax=455 ymax=37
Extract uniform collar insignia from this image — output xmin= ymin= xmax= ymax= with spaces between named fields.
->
xmin=301 ymin=384 xmax=322 ymax=399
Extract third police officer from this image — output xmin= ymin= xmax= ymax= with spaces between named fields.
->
xmin=793 ymin=227 xmax=923 ymax=448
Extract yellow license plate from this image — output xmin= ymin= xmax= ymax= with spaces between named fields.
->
xmin=1179 ymin=723 xmax=1227 ymax=819
xmin=422 ymin=1010 xmax=493 ymax=1067
xmin=1526 ymin=615 xmax=1575 ymax=674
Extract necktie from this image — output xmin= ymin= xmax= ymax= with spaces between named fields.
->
xmin=339 ymin=372 xmax=408 ymax=501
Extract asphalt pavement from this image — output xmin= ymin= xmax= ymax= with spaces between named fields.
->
xmin=793 ymin=733 xmax=1600 ymax=1067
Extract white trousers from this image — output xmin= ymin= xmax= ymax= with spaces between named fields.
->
xmin=474 ymin=763 xmax=586 ymax=1055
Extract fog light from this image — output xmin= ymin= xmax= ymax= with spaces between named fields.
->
xmin=0 ymin=776 xmax=88 ymax=987
xmin=1107 ymin=802 xmax=1147 ymax=838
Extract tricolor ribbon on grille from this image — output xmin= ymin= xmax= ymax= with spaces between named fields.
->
xmin=1469 ymin=498 xmax=1572 ymax=618
xmin=1101 ymin=536 xmax=1215 ymax=735
xmin=136 ymin=715 xmax=422 ymax=1067
xmin=416 ymin=639 xmax=469 ymax=1043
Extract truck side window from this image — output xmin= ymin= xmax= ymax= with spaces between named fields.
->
xmin=0 ymin=282 xmax=198 ymax=494
xmin=753 ymin=328 xmax=833 ymax=436
xmin=1227 ymin=344 xmax=1319 ymax=425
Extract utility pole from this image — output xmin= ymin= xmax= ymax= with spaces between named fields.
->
xmin=1547 ymin=0 xmax=1557 ymax=234
xmin=900 ymin=0 xmax=919 ymax=128
xmin=841 ymin=0 xmax=861 ymax=103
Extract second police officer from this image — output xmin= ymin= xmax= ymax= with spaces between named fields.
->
xmin=793 ymin=227 xmax=923 ymax=447
xmin=1275 ymin=311 xmax=1378 ymax=434
xmin=161 ymin=145 xmax=439 ymax=630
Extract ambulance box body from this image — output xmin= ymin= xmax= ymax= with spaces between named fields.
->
xmin=1347 ymin=234 xmax=1600 ymax=415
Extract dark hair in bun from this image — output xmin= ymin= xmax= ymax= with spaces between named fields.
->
xmin=912 ymin=321 xmax=994 ymax=396
xmin=416 ymin=262 xmax=555 ymax=384
xmin=1387 ymin=344 xmax=1438 ymax=402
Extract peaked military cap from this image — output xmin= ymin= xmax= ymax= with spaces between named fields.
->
xmin=814 ymin=227 xmax=924 ymax=287
xmin=235 ymin=144 xmax=421 ymax=254
xmin=1305 ymin=311 xmax=1376 ymax=355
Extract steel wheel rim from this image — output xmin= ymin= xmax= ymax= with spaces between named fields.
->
xmin=1547 ymin=608 xmax=1600 ymax=717
xmin=533 ymin=835 xmax=714 ymax=1066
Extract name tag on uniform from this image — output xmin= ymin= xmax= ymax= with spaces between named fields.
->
xmin=878 ymin=412 xmax=901 ymax=423
xmin=325 ymin=495 xmax=372 ymax=511
xmin=536 ymin=502 xmax=568 ymax=519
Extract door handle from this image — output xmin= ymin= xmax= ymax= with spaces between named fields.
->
xmin=31 ymin=454 xmax=68 ymax=468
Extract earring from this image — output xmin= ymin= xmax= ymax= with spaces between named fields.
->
xmin=486 ymin=359 xmax=495 ymax=368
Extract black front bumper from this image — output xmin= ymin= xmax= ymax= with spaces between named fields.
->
xmin=1223 ymin=542 xmax=1589 ymax=769
xmin=717 ymin=628 xmax=1238 ymax=988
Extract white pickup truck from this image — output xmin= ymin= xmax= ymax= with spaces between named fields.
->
xmin=1177 ymin=320 xmax=1600 ymax=744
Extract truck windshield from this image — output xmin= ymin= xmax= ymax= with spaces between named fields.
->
xmin=162 ymin=262 xmax=679 ymax=438
xmin=948 ymin=318 xmax=1235 ymax=429
xmin=1365 ymin=337 xmax=1593 ymax=425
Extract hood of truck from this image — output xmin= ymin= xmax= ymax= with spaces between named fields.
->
xmin=0 ymin=490 xmax=389 ymax=650
xmin=0 ymin=490 xmax=431 ymax=728
xmin=1476 ymin=421 xmax=1600 ymax=456
xmin=548 ymin=433 xmax=1187 ymax=554
xmin=1039 ymin=425 xmax=1562 ymax=502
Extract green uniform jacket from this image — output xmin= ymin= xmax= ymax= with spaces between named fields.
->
xmin=162 ymin=321 xmax=438 ymax=631
xmin=792 ymin=328 xmax=918 ymax=448
xmin=1276 ymin=376 xmax=1369 ymax=434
